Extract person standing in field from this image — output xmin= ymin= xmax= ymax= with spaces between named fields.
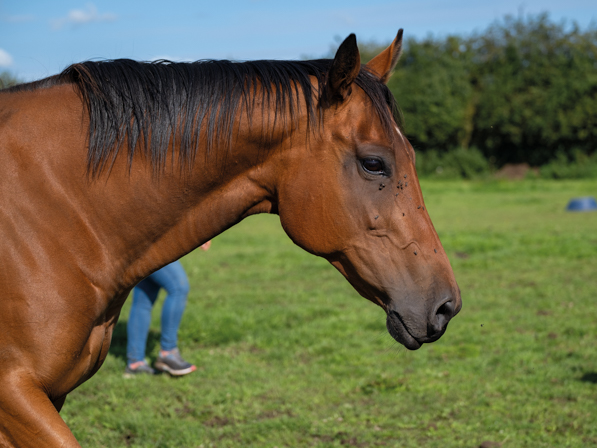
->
xmin=125 ymin=241 xmax=212 ymax=376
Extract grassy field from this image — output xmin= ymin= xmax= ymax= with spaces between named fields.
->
xmin=61 ymin=179 xmax=597 ymax=448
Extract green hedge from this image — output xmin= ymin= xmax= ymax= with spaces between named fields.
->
xmin=538 ymin=151 xmax=597 ymax=179
xmin=416 ymin=147 xmax=491 ymax=179
xmin=415 ymin=147 xmax=597 ymax=179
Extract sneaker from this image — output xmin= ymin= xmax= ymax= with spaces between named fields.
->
xmin=154 ymin=348 xmax=196 ymax=376
xmin=124 ymin=360 xmax=155 ymax=378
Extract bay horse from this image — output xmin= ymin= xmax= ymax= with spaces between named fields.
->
xmin=0 ymin=30 xmax=460 ymax=447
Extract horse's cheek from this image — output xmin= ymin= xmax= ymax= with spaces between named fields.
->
xmin=277 ymin=178 xmax=342 ymax=256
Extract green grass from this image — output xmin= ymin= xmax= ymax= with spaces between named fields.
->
xmin=61 ymin=179 xmax=597 ymax=447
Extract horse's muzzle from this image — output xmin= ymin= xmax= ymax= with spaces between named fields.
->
xmin=386 ymin=293 xmax=461 ymax=350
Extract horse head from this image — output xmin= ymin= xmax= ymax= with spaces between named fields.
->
xmin=276 ymin=31 xmax=461 ymax=349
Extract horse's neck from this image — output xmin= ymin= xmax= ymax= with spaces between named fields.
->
xmin=96 ymin=129 xmax=287 ymax=295
xmin=1 ymin=82 xmax=297 ymax=305
xmin=34 ymin=77 xmax=310 ymax=298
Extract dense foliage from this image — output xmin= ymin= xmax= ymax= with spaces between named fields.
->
xmin=385 ymin=14 xmax=597 ymax=169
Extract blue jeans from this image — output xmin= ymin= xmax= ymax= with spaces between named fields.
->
xmin=126 ymin=260 xmax=190 ymax=364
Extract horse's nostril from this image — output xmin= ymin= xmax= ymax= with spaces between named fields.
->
xmin=431 ymin=299 xmax=455 ymax=334
xmin=437 ymin=300 xmax=454 ymax=318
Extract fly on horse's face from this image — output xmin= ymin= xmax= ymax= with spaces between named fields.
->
xmin=277 ymin=31 xmax=461 ymax=350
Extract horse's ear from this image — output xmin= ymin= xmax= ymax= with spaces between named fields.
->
xmin=366 ymin=29 xmax=403 ymax=84
xmin=323 ymin=33 xmax=361 ymax=106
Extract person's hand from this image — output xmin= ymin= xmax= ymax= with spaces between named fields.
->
xmin=199 ymin=240 xmax=212 ymax=251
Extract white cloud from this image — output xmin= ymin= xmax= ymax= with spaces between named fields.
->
xmin=52 ymin=3 xmax=117 ymax=30
xmin=0 ymin=49 xmax=14 ymax=67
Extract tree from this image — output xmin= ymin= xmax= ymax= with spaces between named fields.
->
xmin=470 ymin=14 xmax=597 ymax=165
xmin=389 ymin=35 xmax=475 ymax=152
xmin=0 ymin=71 xmax=22 ymax=89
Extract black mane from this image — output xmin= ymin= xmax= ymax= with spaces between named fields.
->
xmin=6 ymin=58 xmax=400 ymax=176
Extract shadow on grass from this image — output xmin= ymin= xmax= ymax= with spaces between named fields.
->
xmin=580 ymin=372 xmax=597 ymax=384
xmin=109 ymin=320 xmax=161 ymax=363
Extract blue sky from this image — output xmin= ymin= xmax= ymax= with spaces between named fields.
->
xmin=1 ymin=0 xmax=596 ymax=81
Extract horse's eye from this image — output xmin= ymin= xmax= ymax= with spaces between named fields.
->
xmin=361 ymin=158 xmax=385 ymax=174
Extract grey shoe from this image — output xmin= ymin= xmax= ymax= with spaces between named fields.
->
xmin=124 ymin=361 xmax=155 ymax=378
xmin=154 ymin=348 xmax=196 ymax=376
